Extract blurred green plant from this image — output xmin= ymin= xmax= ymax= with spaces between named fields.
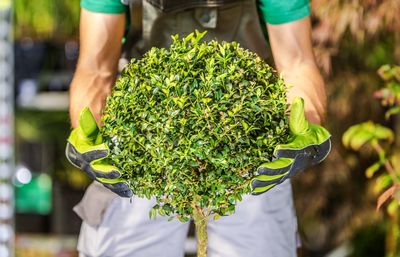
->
xmin=343 ymin=65 xmax=400 ymax=257
xmin=15 ymin=110 xmax=91 ymax=189
xmin=375 ymin=65 xmax=400 ymax=119
xmin=312 ymin=0 xmax=400 ymax=73
xmin=277 ymin=0 xmax=400 ymax=254
xmin=14 ymin=0 xmax=80 ymax=40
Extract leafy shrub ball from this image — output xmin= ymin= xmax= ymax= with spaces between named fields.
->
xmin=101 ymin=32 xmax=289 ymax=221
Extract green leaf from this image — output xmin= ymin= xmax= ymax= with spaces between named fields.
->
xmin=201 ymin=98 xmax=212 ymax=104
xmin=373 ymin=125 xmax=394 ymax=142
xmin=365 ymin=162 xmax=381 ymax=178
xmin=385 ymin=106 xmax=400 ymax=119
xmin=374 ymin=173 xmax=392 ymax=194
xmin=241 ymin=121 xmax=249 ymax=130
xmin=387 ymin=199 xmax=399 ymax=216
xmin=342 ymin=121 xmax=393 ymax=150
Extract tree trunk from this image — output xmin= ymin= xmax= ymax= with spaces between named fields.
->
xmin=193 ymin=205 xmax=208 ymax=257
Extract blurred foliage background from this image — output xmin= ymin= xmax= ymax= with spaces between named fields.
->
xmin=13 ymin=0 xmax=400 ymax=256
xmin=13 ymin=0 xmax=84 ymax=189
xmin=14 ymin=0 xmax=80 ymax=41
xmin=13 ymin=0 xmax=86 ymax=246
xmin=294 ymin=0 xmax=400 ymax=256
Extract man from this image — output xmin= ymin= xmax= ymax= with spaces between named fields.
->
xmin=66 ymin=0 xmax=330 ymax=256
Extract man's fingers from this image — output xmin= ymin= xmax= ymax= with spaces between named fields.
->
xmin=91 ymin=161 xmax=121 ymax=179
xmin=65 ymin=142 xmax=83 ymax=169
xmin=82 ymin=149 xmax=109 ymax=162
xmin=251 ymin=171 xmax=288 ymax=188
xmin=276 ymin=137 xmax=331 ymax=165
xmin=275 ymin=144 xmax=319 ymax=159
xmin=65 ymin=132 xmax=133 ymax=198
xmin=257 ymin=158 xmax=293 ymax=176
xmin=99 ymin=180 xmax=133 ymax=198
xmin=65 ymin=142 xmax=113 ymax=170
xmin=251 ymin=158 xmax=293 ymax=195
xmin=251 ymin=158 xmax=292 ymax=195
xmin=115 ymin=189 xmax=134 ymax=198
xmin=251 ymin=183 xmax=277 ymax=195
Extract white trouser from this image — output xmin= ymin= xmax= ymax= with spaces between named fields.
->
xmin=77 ymin=180 xmax=298 ymax=257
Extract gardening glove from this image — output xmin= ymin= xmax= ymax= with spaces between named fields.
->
xmin=65 ymin=107 xmax=133 ymax=198
xmin=251 ymin=97 xmax=331 ymax=195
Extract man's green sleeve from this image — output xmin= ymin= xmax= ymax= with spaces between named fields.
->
xmin=81 ymin=0 xmax=126 ymax=14
xmin=258 ymin=0 xmax=310 ymax=25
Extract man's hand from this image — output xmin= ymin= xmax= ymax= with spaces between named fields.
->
xmin=66 ymin=107 xmax=133 ymax=198
xmin=251 ymin=97 xmax=331 ymax=195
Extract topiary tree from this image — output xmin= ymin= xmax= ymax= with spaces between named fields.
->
xmin=100 ymin=31 xmax=290 ymax=257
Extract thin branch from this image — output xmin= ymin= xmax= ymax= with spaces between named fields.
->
xmin=371 ymin=141 xmax=400 ymax=184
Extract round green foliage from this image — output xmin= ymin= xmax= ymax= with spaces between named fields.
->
xmin=101 ymin=31 xmax=289 ymax=221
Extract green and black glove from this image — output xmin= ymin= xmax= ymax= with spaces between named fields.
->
xmin=251 ymin=97 xmax=331 ymax=195
xmin=65 ymin=107 xmax=133 ymax=198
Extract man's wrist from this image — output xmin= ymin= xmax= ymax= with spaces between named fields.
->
xmin=68 ymin=70 xmax=114 ymax=128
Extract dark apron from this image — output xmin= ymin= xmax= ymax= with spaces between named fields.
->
xmin=121 ymin=0 xmax=268 ymax=63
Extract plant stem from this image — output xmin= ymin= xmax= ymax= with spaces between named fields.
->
xmin=386 ymin=207 xmax=400 ymax=257
xmin=193 ymin=205 xmax=208 ymax=257
xmin=371 ymin=141 xmax=400 ymax=184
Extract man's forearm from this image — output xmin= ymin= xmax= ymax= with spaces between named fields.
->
xmin=69 ymin=9 xmax=125 ymax=128
xmin=267 ymin=17 xmax=326 ymax=124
